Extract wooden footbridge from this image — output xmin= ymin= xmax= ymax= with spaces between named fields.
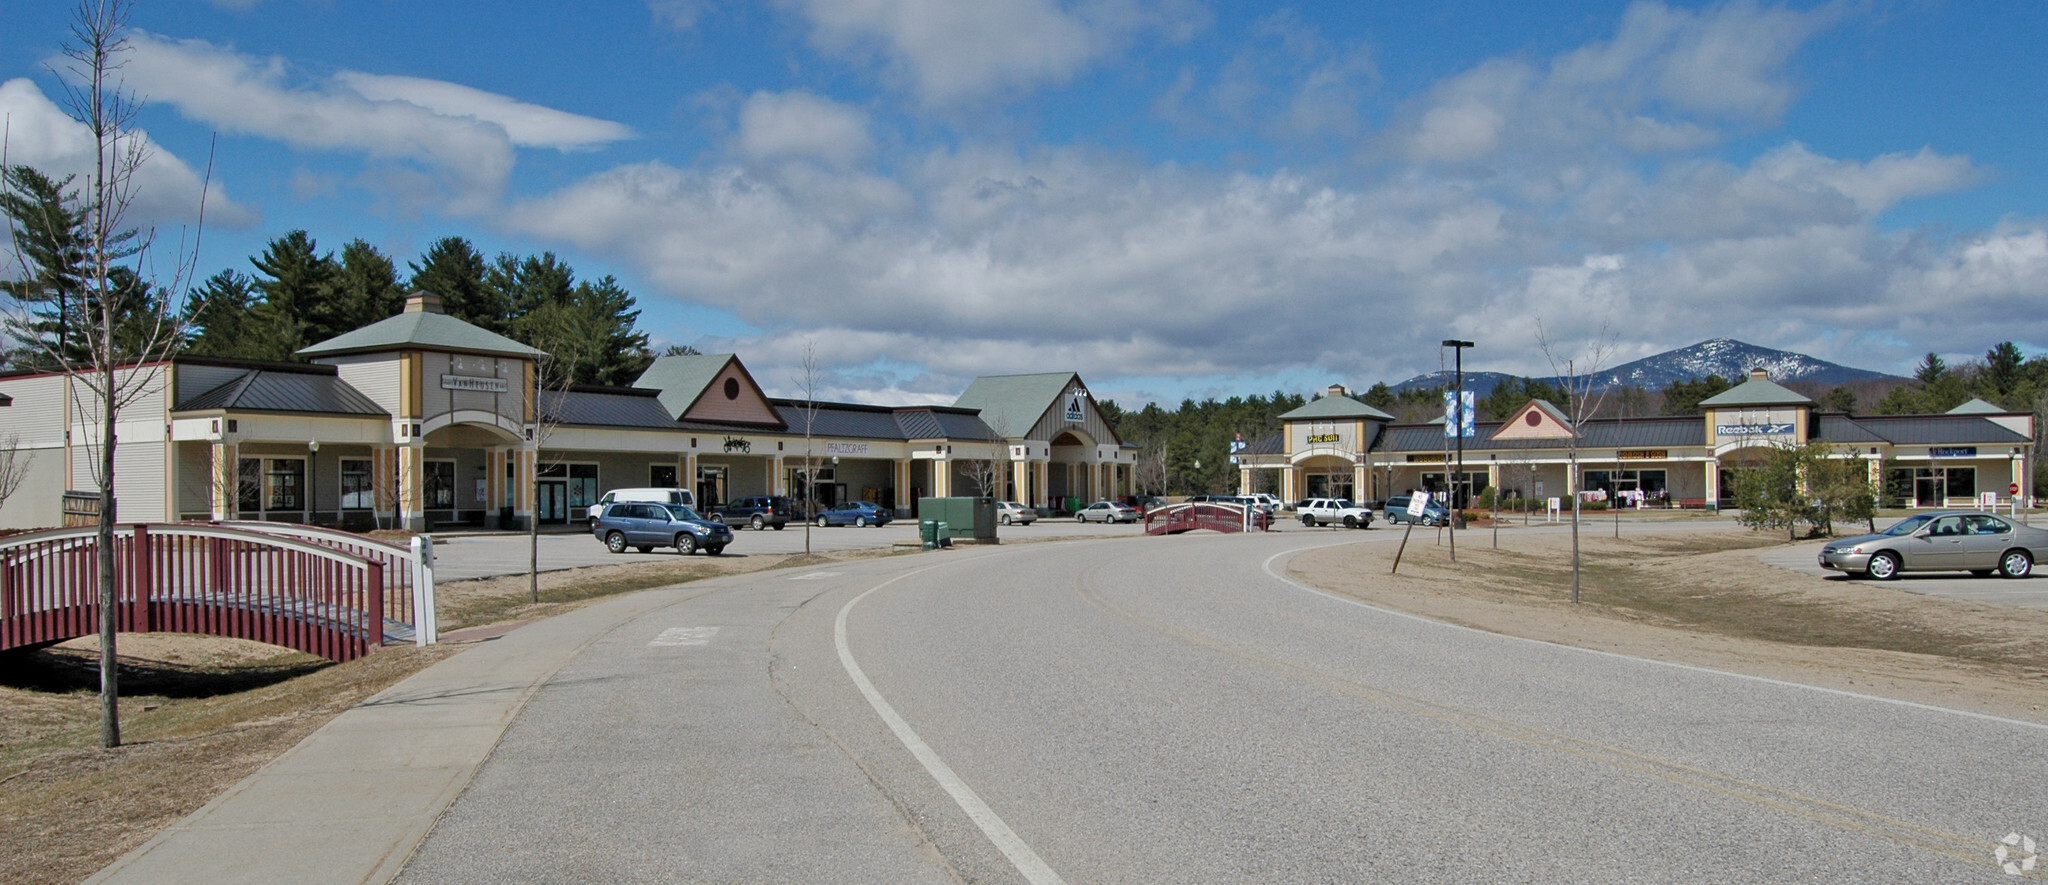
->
xmin=1143 ymin=502 xmax=1270 ymax=535
xmin=0 ymin=522 xmax=437 ymax=662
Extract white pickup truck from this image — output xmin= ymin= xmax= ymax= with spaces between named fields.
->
xmin=1298 ymin=498 xmax=1374 ymax=528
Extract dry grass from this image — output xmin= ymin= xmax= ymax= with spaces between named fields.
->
xmin=0 ymin=545 xmax=903 ymax=885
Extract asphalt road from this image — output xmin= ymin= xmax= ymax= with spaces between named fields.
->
xmin=396 ymin=529 xmax=2048 ymax=883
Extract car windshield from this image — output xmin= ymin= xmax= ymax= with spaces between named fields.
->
xmin=662 ymin=504 xmax=701 ymax=520
xmin=1878 ymin=514 xmax=1934 ymax=536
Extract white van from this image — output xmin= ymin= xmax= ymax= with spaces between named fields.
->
xmin=587 ymin=488 xmax=697 ymax=526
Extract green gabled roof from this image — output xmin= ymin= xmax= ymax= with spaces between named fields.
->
xmin=953 ymin=372 xmax=1078 ymax=438
xmin=1698 ymin=374 xmax=1812 ymax=408
xmin=298 ymin=311 xmax=543 ymax=359
xmin=1947 ymin=397 xmax=2008 ymax=415
xmin=1280 ymin=395 xmax=1393 ymax=422
xmin=634 ymin=353 xmax=739 ymax=420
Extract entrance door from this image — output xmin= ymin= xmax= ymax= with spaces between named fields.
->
xmin=538 ymin=480 xmax=568 ymax=524
xmin=1915 ymin=474 xmax=1945 ymax=508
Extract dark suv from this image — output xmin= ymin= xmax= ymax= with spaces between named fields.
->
xmin=713 ymin=495 xmax=797 ymax=530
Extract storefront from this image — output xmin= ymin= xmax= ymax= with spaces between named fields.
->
xmin=1236 ymin=372 xmax=2034 ymax=512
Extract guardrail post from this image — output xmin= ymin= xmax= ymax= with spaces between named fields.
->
xmin=410 ymin=535 xmax=437 ymax=646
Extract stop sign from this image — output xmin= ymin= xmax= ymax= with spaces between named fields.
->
xmin=2012 ymin=482 xmax=2022 ymax=495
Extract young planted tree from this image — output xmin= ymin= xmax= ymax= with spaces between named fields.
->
xmin=1731 ymin=442 xmax=1877 ymax=540
xmin=1536 ymin=321 xmax=1618 ymax=604
xmin=1 ymin=0 xmax=212 ymax=747
xmin=792 ymin=341 xmax=821 ymax=554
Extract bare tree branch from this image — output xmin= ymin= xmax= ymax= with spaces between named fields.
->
xmin=1536 ymin=319 xmax=1618 ymax=605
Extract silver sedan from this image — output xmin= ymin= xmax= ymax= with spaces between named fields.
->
xmin=1819 ymin=510 xmax=2048 ymax=580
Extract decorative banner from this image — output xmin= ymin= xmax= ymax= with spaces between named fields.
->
xmin=1443 ymin=390 xmax=1475 ymax=438
xmin=1228 ymin=437 xmax=1245 ymax=466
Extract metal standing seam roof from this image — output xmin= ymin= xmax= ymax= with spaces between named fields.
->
xmin=953 ymin=372 xmax=1078 ymax=438
xmin=764 ymin=402 xmax=999 ymax=442
xmin=1844 ymin=415 xmax=2032 ymax=446
xmin=1947 ymin=398 xmax=2011 ymax=415
xmin=298 ymin=311 xmax=544 ymax=359
xmin=1813 ymin=415 xmax=1886 ymax=444
xmin=175 ymin=368 xmax=389 ymax=416
xmin=545 ymin=388 xmax=680 ymax=430
xmin=1697 ymin=376 xmax=1814 ymax=408
xmin=1279 ymin=395 xmax=1395 ymax=422
xmin=1380 ymin=416 xmax=1705 ymax=453
xmin=635 ymin=353 xmax=740 ymax=421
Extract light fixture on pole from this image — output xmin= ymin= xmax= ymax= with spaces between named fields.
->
xmin=1441 ymin=339 xmax=1475 ymax=562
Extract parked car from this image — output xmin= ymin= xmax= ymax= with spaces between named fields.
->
xmin=996 ymin=501 xmax=1038 ymax=525
xmin=587 ymin=487 xmax=696 ymax=527
xmin=591 ymin=502 xmax=731 ymax=555
xmin=1299 ymin=498 xmax=1374 ymax=528
xmin=1383 ymin=494 xmax=1452 ymax=527
xmin=814 ymin=501 xmax=893 ymax=527
xmin=1249 ymin=493 xmax=1287 ymax=512
xmin=1118 ymin=494 xmax=1165 ymax=514
xmin=712 ymin=495 xmax=797 ymax=530
xmin=1819 ymin=510 xmax=2048 ymax=580
xmin=1076 ymin=501 xmax=1140 ymax=523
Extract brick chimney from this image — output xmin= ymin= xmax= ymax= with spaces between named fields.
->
xmin=1748 ymin=368 xmax=1768 ymax=381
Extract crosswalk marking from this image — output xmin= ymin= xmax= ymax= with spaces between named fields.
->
xmin=649 ymin=626 xmax=720 ymax=647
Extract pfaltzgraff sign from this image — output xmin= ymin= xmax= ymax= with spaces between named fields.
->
xmin=824 ymin=442 xmax=870 ymax=456
xmin=441 ymin=375 xmax=509 ymax=393
xmin=1715 ymin=423 xmax=1794 ymax=436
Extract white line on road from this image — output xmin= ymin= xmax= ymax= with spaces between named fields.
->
xmin=835 ymin=567 xmax=1068 ymax=885
xmin=790 ymin=572 xmax=844 ymax=580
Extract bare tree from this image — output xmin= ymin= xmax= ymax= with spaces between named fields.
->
xmin=0 ymin=433 xmax=32 ymax=514
xmin=1536 ymin=320 xmax=1618 ymax=605
xmin=526 ymin=347 xmax=583 ymax=603
xmin=0 ymin=1 xmax=210 ymax=748
xmin=792 ymin=341 xmax=821 ymax=554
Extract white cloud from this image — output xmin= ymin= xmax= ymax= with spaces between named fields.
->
xmin=1398 ymin=0 xmax=1841 ymax=164
xmin=333 ymin=72 xmax=635 ymax=151
xmin=106 ymin=32 xmax=630 ymax=213
xmin=734 ymin=91 xmax=873 ymax=167
xmin=0 ymin=77 xmax=255 ymax=230
xmin=782 ymin=0 xmax=1206 ymax=105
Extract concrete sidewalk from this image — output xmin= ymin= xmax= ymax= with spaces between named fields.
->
xmin=84 ymin=584 xmax=710 ymax=885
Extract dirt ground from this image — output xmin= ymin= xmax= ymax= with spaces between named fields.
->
xmin=1288 ymin=522 xmax=2048 ymax=724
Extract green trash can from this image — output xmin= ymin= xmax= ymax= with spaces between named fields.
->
xmin=919 ymin=519 xmax=938 ymax=550
xmin=935 ymin=521 xmax=951 ymax=548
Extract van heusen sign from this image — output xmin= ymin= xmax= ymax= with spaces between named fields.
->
xmin=1715 ymin=423 xmax=1794 ymax=436
xmin=441 ymin=374 xmax=509 ymax=393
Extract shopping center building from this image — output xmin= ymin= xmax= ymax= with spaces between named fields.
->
xmin=1236 ymin=373 xmax=2036 ymax=510
xmin=0 ymin=293 xmax=1139 ymax=531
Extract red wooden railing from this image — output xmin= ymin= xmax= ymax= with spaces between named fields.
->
xmin=1144 ymin=503 xmax=1270 ymax=535
xmin=0 ymin=523 xmax=387 ymax=662
xmin=199 ymin=521 xmax=434 ymax=644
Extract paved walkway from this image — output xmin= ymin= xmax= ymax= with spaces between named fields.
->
xmin=84 ymin=578 xmax=726 ymax=885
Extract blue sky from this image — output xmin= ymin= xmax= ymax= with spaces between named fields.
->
xmin=4 ymin=0 xmax=2044 ymax=407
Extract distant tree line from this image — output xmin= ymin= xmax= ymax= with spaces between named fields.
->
xmin=3 ymin=164 xmax=673 ymax=386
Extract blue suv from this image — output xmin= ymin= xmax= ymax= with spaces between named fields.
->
xmin=592 ymin=502 xmax=733 ymax=555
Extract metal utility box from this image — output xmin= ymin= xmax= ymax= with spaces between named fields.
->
xmin=916 ymin=497 xmax=997 ymax=543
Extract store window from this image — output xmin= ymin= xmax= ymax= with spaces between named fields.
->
xmin=266 ymin=459 xmax=305 ymax=511
xmin=424 ymin=461 xmax=456 ymax=509
xmin=238 ymin=458 xmax=262 ymax=513
xmin=341 ymin=459 xmax=375 ymax=509
xmin=538 ymin=463 xmax=599 ymax=512
xmin=650 ymin=464 xmax=679 ymax=487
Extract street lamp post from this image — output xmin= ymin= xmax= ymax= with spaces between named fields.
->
xmin=1442 ymin=339 xmax=1475 ymax=562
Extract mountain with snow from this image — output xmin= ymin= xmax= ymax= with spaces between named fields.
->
xmin=1389 ymin=338 xmax=1901 ymax=395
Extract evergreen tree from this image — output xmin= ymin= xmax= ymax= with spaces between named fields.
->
xmin=1985 ymin=341 xmax=2024 ymax=397
xmin=182 ymin=270 xmax=257 ymax=357
xmin=1661 ymin=375 xmax=1732 ymax=415
xmin=409 ymin=236 xmax=501 ymax=332
xmin=332 ymin=239 xmax=404 ymax=331
xmin=245 ymin=231 xmax=338 ymax=359
xmin=1914 ymin=352 xmax=1947 ymax=384
xmin=0 ymin=165 xmax=92 ymax=368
